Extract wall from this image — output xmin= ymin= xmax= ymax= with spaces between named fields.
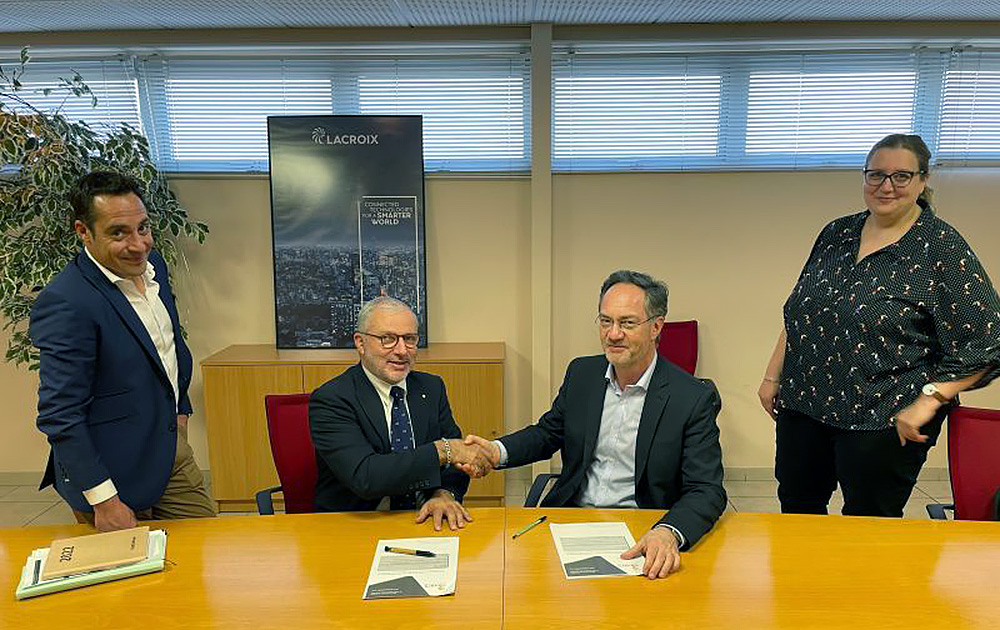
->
xmin=4 ymin=169 xmax=997 ymax=474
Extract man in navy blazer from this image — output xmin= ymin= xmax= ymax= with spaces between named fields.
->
xmin=465 ymin=270 xmax=726 ymax=580
xmin=309 ymin=296 xmax=493 ymax=530
xmin=30 ymin=171 xmax=215 ymax=531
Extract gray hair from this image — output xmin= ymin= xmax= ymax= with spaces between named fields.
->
xmin=599 ymin=270 xmax=669 ymax=319
xmin=356 ymin=296 xmax=414 ymax=332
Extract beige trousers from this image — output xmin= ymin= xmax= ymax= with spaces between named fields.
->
xmin=73 ymin=426 xmax=217 ymax=524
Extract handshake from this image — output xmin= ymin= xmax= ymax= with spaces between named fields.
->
xmin=436 ymin=435 xmax=501 ymax=478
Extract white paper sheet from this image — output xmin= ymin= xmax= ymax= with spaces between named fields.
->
xmin=363 ymin=537 xmax=459 ymax=599
xmin=549 ymin=522 xmax=644 ymax=579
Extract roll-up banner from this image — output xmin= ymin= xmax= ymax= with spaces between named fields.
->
xmin=267 ymin=116 xmax=426 ymax=348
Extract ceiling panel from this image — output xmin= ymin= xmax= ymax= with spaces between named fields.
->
xmin=0 ymin=0 xmax=999 ymax=33
xmin=253 ymin=0 xmax=408 ymax=28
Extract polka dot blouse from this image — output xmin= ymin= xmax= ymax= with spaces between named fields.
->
xmin=779 ymin=201 xmax=1000 ymax=430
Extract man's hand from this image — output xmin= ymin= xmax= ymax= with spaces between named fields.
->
xmin=457 ymin=434 xmax=501 ymax=479
xmin=621 ymin=528 xmax=681 ymax=580
xmin=177 ymin=414 xmax=189 ymax=430
xmin=440 ymin=438 xmax=494 ymax=478
xmin=415 ymin=489 xmax=473 ymax=531
xmin=92 ymin=494 xmax=138 ymax=532
xmin=894 ymin=396 xmax=939 ymax=446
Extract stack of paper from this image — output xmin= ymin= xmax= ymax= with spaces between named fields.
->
xmin=15 ymin=527 xmax=168 ymax=600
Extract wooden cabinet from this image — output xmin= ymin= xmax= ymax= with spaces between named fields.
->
xmin=201 ymin=343 xmax=505 ymax=512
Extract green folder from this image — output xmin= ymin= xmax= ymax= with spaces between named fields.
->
xmin=15 ymin=529 xmax=167 ymax=600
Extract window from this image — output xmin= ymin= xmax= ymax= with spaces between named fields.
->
xmin=550 ymin=44 xmax=992 ymax=170
xmin=1 ymin=59 xmax=141 ymax=135
xmin=552 ymin=53 xmax=722 ymax=170
xmin=938 ymin=49 xmax=1000 ymax=161
xmin=139 ymin=47 xmax=530 ymax=173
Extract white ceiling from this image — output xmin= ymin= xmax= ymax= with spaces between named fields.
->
xmin=1 ymin=0 xmax=1000 ymax=32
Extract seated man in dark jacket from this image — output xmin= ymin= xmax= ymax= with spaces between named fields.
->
xmin=309 ymin=296 xmax=491 ymax=530
xmin=466 ymin=270 xmax=726 ymax=578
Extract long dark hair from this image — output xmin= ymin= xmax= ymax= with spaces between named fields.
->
xmin=865 ymin=134 xmax=933 ymax=205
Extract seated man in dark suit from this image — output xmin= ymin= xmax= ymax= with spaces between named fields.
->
xmin=309 ymin=296 xmax=492 ymax=530
xmin=465 ymin=270 xmax=726 ymax=579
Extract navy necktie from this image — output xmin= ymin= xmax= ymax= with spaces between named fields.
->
xmin=389 ymin=386 xmax=416 ymax=510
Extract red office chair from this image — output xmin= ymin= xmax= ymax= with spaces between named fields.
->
xmin=658 ymin=319 xmax=698 ymax=375
xmin=255 ymin=393 xmax=317 ymax=515
xmin=927 ymin=405 xmax=1000 ymax=521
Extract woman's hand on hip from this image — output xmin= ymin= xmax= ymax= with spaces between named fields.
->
xmin=757 ymin=379 xmax=780 ymax=421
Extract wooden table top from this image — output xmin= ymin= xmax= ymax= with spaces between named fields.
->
xmin=503 ymin=507 xmax=1000 ymax=629
xmin=1 ymin=509 xmax=506 ymax=629
xmin=3 ymin=508 xmax=999 ymax=629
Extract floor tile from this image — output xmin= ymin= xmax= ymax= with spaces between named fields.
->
xmin=903 ymin=498 xmax=932 ymax=520
xmin=0 ymin=486 xmax=17 ymax=500
xmin=915 ymin=481 xmax=953 ymax=502
xmin=0 ymin=502 xmax=55 ymax=527
xmin=26 ymin=501 xmax=77 ymax=526
xmin=0 ymin=485 xmax=60 ymax=502
xmin=724 ymin=480 xmax=778 ymax=497
xmin=727 ymin=497 xmax=781 ymax=514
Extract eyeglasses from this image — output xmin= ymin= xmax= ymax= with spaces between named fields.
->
xmin=357 ymin=331 xmax=419 ymax=349
xmin=862 ymin=169 xmax=925 ymax=188
xmin=596 ymin=315 xmax=658 ymax=332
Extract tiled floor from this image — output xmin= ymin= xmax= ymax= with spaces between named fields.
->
xmin=0 ymin=476 xmax=954 ymax=527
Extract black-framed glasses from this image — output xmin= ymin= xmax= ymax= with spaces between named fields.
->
xmin=357 ymin=331 xmax=419 ymax=349
xmin=596 ymin=314 xmax=658 ymax=332
xmin=862 ymin=169 xmax=925 ymax=188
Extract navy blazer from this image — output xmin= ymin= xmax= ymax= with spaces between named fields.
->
xmin=309 ymin=364 xmax=469 ymax=512
xmin=499 ymin=355 xmax=726 ymax=550
xmin=30 ymin=249 xmax=191 ymax=512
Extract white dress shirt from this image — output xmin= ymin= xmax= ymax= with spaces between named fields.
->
xmin=82 ymin=247 xmax=181 ymax=505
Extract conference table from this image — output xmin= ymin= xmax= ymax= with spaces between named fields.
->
xmin=2 ymin=507 xmax=998 ymax=628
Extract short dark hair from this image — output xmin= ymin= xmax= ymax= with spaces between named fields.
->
xmin=865 ymin=134 xmax=933 ymax=204
xmin=69 ymin=171 xmax=147 ymax=230
xmin=599 ymin=270 xmax=669 ymax=319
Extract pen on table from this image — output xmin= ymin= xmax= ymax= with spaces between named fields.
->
xmin=384 ymin=546 xmax=436 ymax=558
xmin=512 ymin=515 xmax=547 ymax=539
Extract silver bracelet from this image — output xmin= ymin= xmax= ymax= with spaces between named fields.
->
xmin=441 ymin=439 xmax=453 ymax=468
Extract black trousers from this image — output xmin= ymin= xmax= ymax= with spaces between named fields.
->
xmin=775 ymin=407 xmax=947 ymax=517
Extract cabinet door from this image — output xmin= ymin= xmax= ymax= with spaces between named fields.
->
xmin=202 ymin=365 xmax=302 ymax=508
xmin=419 ymin=362 xmax=505 ymax=503
xmin=301 ymin=364 xmax=351 ymax=394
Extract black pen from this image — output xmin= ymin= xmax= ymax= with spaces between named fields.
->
xmin=384 ymin=546 xmax=436 ymax=558
xmin=512 ymin=515 xmax=547 ymax=539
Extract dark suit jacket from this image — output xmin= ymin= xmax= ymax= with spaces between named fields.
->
xmin=30 ymin=249 xmax=191 ymax=512
xmin=500 ymin=355 xmax=725 ymax=549
xmin=309 ymin=364 xmax=470 ymax=512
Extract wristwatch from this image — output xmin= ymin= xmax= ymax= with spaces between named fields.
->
xmin=921 ymin=383 xmax=950 ymax=404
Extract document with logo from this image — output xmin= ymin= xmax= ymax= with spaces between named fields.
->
xmin=363 ymin=537 xmax=459 ymax=599
xmin=549 ymin=522 xmax=644 ymax=579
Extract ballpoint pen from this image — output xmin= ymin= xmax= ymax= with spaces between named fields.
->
xmin=384 ymin=546 xmax=437 ymax=558
xmin=512 ymin=515 xmax=547 ymax=539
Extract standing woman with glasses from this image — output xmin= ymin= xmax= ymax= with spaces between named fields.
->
xmin=758 ymin=133 xmax=1000 ymax=517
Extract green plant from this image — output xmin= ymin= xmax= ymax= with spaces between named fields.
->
xmin=0 ymin=47 xmax=208 ymax=369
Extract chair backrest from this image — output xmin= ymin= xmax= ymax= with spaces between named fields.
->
xmin=264 ymin=393 xmax=317 ymax=514
xmin=947 ymin=405 xmax=1000 ymax=521
xmin=657 ymin=319 xmax=698 ymax=375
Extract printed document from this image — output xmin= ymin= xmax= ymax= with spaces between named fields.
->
xmin=549 ymin=522 xmax=644 ymax=579
xmin=363 ymin=537 xmax=459 ymax=599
